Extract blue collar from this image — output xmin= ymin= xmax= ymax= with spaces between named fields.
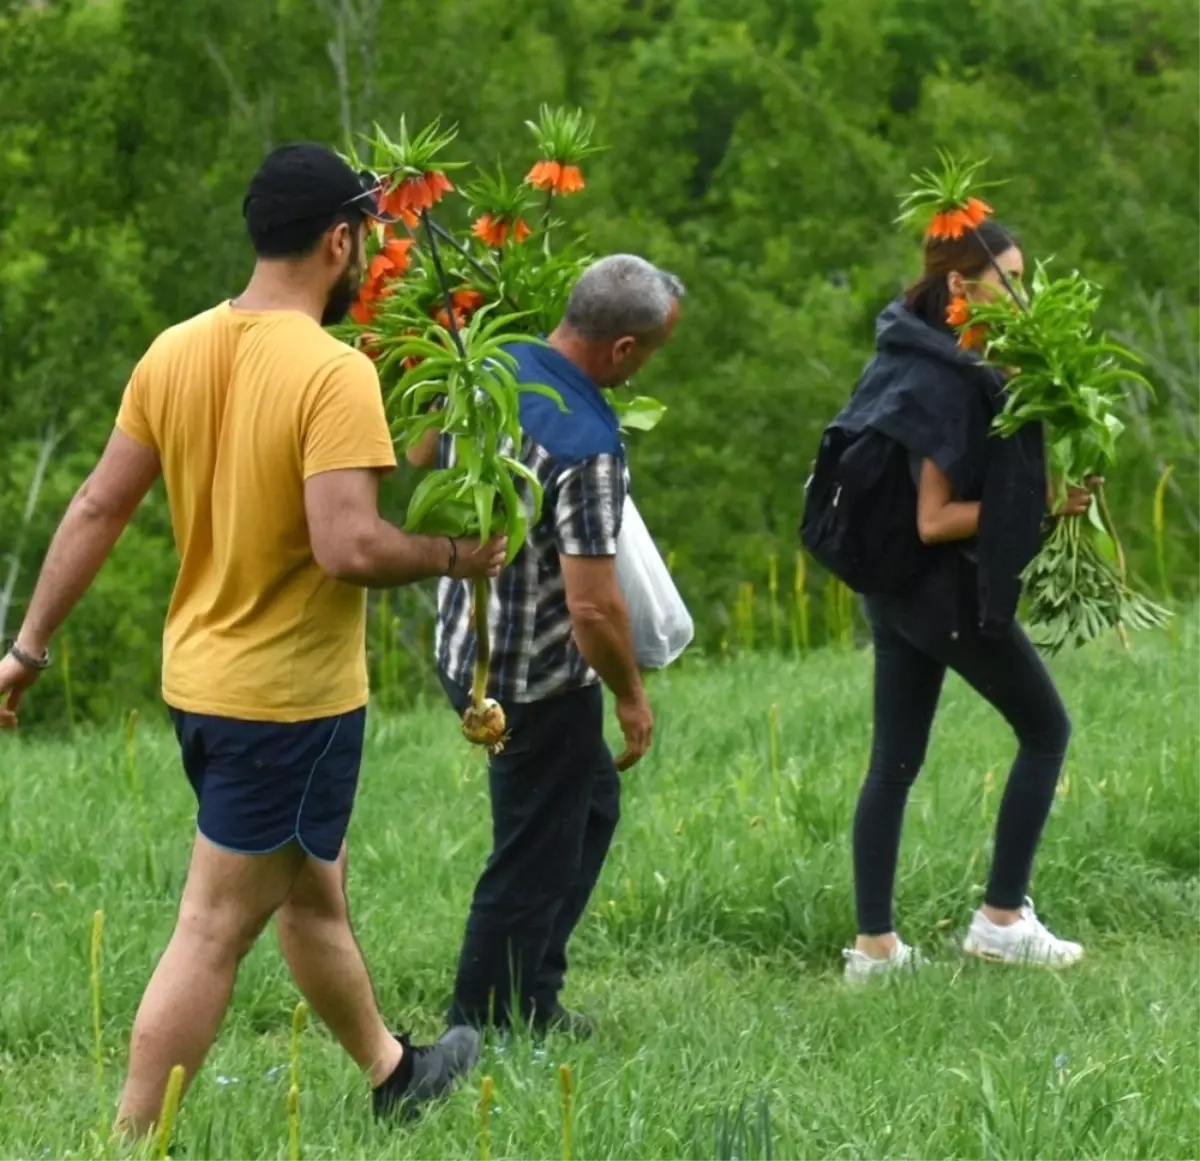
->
xmin=506 ymin=339 xmax=624 ymax=465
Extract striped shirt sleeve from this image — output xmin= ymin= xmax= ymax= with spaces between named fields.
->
xmin=553 ymin=454 xmax=626 ymax=557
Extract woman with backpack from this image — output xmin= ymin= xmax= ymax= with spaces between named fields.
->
xmin=836 ymin=212 xmax=1096 ymax=983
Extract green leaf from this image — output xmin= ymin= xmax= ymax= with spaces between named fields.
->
xmin=406 ymin=469 xmax=465 ymax=530
xmin=473 ymin=481 xmax=496 ymax=541
xmin=413 ymin=498 xmax=479 ymax=538
xmin=1092 ymin=528 xmax=1118 ymax=565
xmin=614 ymin=394 xmax=667 ymax=433
xmin=495 ymin=467 xmax=529 ymax=564
xmin=518 ymin=379 xmax=570 ymax=411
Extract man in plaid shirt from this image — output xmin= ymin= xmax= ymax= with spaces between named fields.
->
xmin=410 ymin=254 xmax=684 ymax=1035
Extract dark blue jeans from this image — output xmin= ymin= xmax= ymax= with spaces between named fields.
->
xmin=440 ymin=676 xmax=621 ymax=1029
xmin=854 ymin=591 xmax=1072 ymax=935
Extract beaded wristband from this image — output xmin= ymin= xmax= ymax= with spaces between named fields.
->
xmin=4 ymin=640 xmax=50 ymax=671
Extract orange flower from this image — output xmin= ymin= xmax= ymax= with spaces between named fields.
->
xmin=964 ymin=197 xmax=992 ymax=228
xmin=452 ymin=288 xmax=486 ymax=312
xmin=526 ymin=160 xmax=561 ymax=190
xmin=473 ymin=213 xmax=533 ymax=247
xmin=473 ymin=213 xmax=504 ymax=246
xmin=927 ymin=208 xmax=971 ymax=240
xmin=383 ymin=170 xmax=454 ymax=218
xmin=946 ymin=295 xmax=971 ymax=327
xmin=349 ymin=237 xmax=413 ymax=327
xmin=364 ymin=238 xmax=412 ymax=293
xmin=525 ymin=160 xmax=586 ymax=195
xmin=381 ymin=237 xmax=413 ymax=275
xmin=946 ymin=295 xmax=987 ymax=348
xmin=927 ymin=197 xmax=993 ymax=241
xmin=434 ymin=306 xmax=468 ymax=331
xmin=555 ymin=164 xmax=585 ymax=194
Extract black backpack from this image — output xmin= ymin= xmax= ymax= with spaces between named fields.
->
xmin=799 ymin=425 xmax=927 ymax=596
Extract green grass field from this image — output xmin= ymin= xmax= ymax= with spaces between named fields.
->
xmin=1 ymin=623 xmax=1197 ymax=1160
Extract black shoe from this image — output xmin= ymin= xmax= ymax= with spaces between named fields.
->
xmin=533 ymin=1003 xmax=597 ymax=1040
xmin=372 ymin=1026 xmax=482 ymax=1122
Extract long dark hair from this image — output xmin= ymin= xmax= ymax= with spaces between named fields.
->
xmin=904 ymin=219 xmax=1018 ymax=333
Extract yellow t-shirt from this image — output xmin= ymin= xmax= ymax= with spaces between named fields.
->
xmin=116 ymin=301 xmax=397 ymax=722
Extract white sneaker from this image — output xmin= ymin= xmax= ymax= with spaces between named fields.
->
xmin=962 ymin=897 xmax=1084 ymax=969
xmin=842 ymin=938 xmax=922 ymax=985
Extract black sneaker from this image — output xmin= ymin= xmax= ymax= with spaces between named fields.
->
xmin=372 ymin=1026 xmax=482 ymax=1122
xmin=533 ymin=1003 xmax=597 ymax=1040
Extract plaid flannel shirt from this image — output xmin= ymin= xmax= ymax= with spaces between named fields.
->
xmin=434 ymin=346 xmax=628 ymax=705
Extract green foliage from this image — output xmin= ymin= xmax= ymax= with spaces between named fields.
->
xmin=957 ymin=259 xmax=1172 ymax=651
xmin=895 ymin=149 xmax=1006 ymax=232
xmin=1021 ymin=515 xmax=1171 ymax=655
xmin=361 ymin=115 xmax=468 ymax=177
xmin=974 ymin=263 xmax=1149 ymax=483
xmin=1 ymin=0 xmax=1197 ymax=725
xmin=524 ymin=103 xmax=605 ymax=166
xmin=390 ymin=313 xmax=557 ymax=559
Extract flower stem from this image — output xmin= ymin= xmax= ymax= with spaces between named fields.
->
xmin=975 ymin=233 xmax=1029 ymax=314
xmin=1095 ymin=482 xmax=1128 ymax=582
xmin=428 ymin=219 xmax=497 ymax=280
xmin=471 ymin=577 xmax=490 ymax=710
xmin=1095 ymin=482 xmax=1131 ymax=649
xmin=420 ymin=211 xmax=495 ymax=713
xmin=541 ymin=188 xmax=555 ymax=258
xmin=420 ymin=210 xmax=466 ymax=357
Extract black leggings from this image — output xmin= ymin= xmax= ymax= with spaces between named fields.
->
xmin=853 ymin=595 xmax=1072 ymax=935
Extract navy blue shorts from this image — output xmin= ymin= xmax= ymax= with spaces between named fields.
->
xmin=168 ymin=707 xmax=366 ymax=863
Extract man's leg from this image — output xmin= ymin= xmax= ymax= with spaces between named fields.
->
xmin=534 ymin=747 xmax=620 ymax=1018
xmin=446 ymin=686 xmax=603 ymax=1031
xmin=115 ymin=835 xmax=306 ymax=1138
xmin=274 ymin=844 xmax=400 ymax=1087
xmin=277 ymin=706 xmax=482 ymax=1121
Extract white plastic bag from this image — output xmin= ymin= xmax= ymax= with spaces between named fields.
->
xmin=615 ymin=494 xmax=694 ymax=670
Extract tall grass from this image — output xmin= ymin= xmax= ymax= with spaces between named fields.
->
xmin=0 ymin=617 xmax=1195 ymax=1159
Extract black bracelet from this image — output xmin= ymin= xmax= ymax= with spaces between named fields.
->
xmin=4 ymin=640 xmax=50 ymax=671
xmin=446 ymin=537 xmax=458 ymax=575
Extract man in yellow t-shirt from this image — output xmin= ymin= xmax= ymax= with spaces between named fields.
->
xmin=0 ymin=143 xmax=505 ymax=1134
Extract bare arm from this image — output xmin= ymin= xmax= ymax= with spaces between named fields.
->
xmin=304 ymin=467 xmax=505 ymax=586
xmin=406 ymin=429 xmax=440 ymax=470
xmin=560 ymin=554 xmax=644 ymax=702
xmin=16 ymin=428 xmax=161 ymax=654
xmin=552 ymin=454 xmax=652 ymax=769
xmin=405 ymin=397 xmax=445 ymax=470
xmin=915 ymin=457 xmax=980 ymax=545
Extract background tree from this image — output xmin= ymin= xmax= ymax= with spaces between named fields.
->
xmin=2 ymin=0 xmax=1195 ymax=725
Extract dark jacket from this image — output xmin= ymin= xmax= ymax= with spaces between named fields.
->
xmin=837 ymin=299 xmax=1046 ymax=637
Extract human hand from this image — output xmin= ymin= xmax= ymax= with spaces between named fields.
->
xmin=614 ymin=689 xmax=654 ymax=772
xmin=448 ymin=535 xmax=509 ymax=580
xmin=1057 ymin=475 xmax=1104 ymax=517
xmin=0 ymin=647 xmax=44 ymax=731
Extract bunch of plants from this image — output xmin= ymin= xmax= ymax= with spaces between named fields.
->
xmin=898 ymin=153 xmax=1171 ymax=653
xmin=330 ymin=107 xmax=665 ymax=749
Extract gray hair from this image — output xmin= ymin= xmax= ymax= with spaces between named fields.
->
xmin=563 ymin=254 xmax=686 ymax=341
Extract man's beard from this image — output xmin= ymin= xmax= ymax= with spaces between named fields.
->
xmin=321 ymin=232 xmax=361 ymax=326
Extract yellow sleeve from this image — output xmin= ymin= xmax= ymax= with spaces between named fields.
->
xmin=114 ymin=358 xmax=157 ymax=449
xmin=301 ymin=350 xmax=398 ymax=479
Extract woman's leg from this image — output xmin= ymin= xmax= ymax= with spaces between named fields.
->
xmin=900 ymin=615 xmax=1080 ymax=964
xmin=852 ymin=605 xmax=948 ymax=955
